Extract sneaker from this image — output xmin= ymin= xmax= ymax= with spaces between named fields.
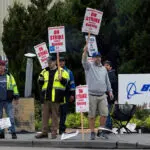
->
xmin=12 ymin=133 xmax=17 ymax=139
xmin=97 ymin=130 xmax=109 ymax=140
xmin=35 ymin=133 xmax=48 ymax=139
xmin=90 ymin=132 xmax=95 ymax=140
xmin=0 ymin=132 xmax=5 ymax=139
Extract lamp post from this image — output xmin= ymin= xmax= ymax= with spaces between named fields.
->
xmin=24 ymin=53 xmax=36 ymax=97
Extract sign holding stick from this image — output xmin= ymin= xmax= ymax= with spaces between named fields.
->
xmin=80 ymin=112 xmax=84 ymax=140
xmin=34 ymin=42 xmax=49 ymax=69
xmin=82 ymin=8 xmax=103 ymax=35
xmin=56 ymin=50 xmax=60 ymax=75
xmin=76 ymin=85 xmax=89 ymax=140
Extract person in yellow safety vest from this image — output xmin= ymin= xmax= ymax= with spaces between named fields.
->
xmin=35 ymin=55 xmax=69 ymax=139
xmin=0 ymin=60 xmax=19 ymax=139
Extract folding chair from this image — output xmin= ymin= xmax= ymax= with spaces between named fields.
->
xmin=111 ymin=104 xmax=136 ymax=133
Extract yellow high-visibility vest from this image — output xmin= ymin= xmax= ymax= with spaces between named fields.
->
xmin=6 ymin=73 xmax=19 ymax=100
xmin=39 ymin=68 xmax=69 ymax=102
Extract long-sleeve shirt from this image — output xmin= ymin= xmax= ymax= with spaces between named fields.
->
xmin=82 ymin=53 xmax=112 ymax=96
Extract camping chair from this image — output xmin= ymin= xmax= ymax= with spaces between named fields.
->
xmin=111 ymin=104 xmax=136 ymax=133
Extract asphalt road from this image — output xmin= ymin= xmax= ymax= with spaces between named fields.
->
xmin=0 ymin=147 xmax=144 ymax=150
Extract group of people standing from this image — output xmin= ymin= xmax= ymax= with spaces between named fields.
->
xmin=0 ymin=44 xmax=117 ymax=140
xmin=35 ymin=44 xmax=118 ymax=140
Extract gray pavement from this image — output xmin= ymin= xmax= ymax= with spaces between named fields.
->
xmin=0 ymin=133 xmax=150 ymax=149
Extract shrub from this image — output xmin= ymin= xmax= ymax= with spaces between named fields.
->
xmin=145 ymin=117 xmax=150 ymax=128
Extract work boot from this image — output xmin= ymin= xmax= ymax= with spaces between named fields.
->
xmin=35 ymin=132 xmax=48 ymax=139
xmin=90 ymin=132 xmax=95 ymax=140
xmin=0 ymin=132 xmax=5 ymax=139
xmin=12 ymin=133 xmax=17 ymax=139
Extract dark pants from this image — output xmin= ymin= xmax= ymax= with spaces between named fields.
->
xmin=105 ymin=104 xmax=113 ymax=129
xmin=59 ymin=103 xmax=68 ymax=133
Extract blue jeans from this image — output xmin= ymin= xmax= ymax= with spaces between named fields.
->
xmin=0 ymin=101 xmax=16 ymax=134
xmin=105 ymin=104 xmax=113 ymax=129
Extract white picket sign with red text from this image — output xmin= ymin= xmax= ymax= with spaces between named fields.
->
xmin=82 ymin=8 xmax=103 ymax=35
xmin=76 ymin=85 xmax=89 ymax=113
xmin=34 ymin=42 xmax=49 ymax=69
xmin=48 ymin=26 xmax=66 ymax=53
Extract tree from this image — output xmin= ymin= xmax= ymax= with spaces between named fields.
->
xmin=2 ymin=0 xmax=85 ymax=97
xmin=115 ymin=0 xmax=150 ymax=73
xmin=2 ymin=0 xmax=120 ymax=97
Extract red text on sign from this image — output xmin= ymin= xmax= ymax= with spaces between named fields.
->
xmin=50 ymin=35 xmax=64 ymax=40
xmin=77 ymin=102 xmax=86 ymax=105
xmin=76 ymin=94 xmax=87 ymax=99
xmin=38 ymin=50 xmax=48 ymax=57
xmin=86 ymin=17 xmax=100 ymax=23
xmin=54 ymin=30 xmax=60 ymax=34
xmin=52 ymin=42 xmax=63 ymax=46
xmin=86 ymin=23 xmax=97 ymax=29
xmin=41 ymin=57 xmax=47 ymax=62
xmin=91 ymin=12 xmax=97 ymax=17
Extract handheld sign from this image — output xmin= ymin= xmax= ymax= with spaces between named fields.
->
xmin=76 ymin=85 xmax=89 ymax=113
xmin=85 ymin=35 xmax=98 ymax=56
xmin=0 ymin=118 xmax=11 ymax=129
xmin=82 ymin=8 xmax=103 ymax=35
xmin=76 ymin=85 xmax=89 ymax=140
xmin=34 ymin=42 xmax=49 ymax=69
xmin=48 ymin=26 xmax=66 ymax=53
xmin=61 ymin=130 xmax=79 ymax=140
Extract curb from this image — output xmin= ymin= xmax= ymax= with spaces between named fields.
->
xmin=0 ymin=140 xmax=148 ymax=149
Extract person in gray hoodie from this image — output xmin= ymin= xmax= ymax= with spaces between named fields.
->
xmin=82 ymin=45 xmax=113 ymax=140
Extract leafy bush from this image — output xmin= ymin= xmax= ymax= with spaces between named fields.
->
xmin=66 ymin=113 xmax=82 ymax=128
xmin=95 ymin=116 xmax=100 ymax=127
xmin=145 ymin=117 xmax=150 ymax=128
xmin=135 ymin=108 xmax=150 ymax=121
xmin=34 ymin=108 xmax=150 ymax=131
xmin=35 ymin=120 xmax=42 ymax=131
xmin=65 ymin=113 xmax=101 ymax=128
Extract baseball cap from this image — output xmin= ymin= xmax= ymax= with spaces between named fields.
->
xmin=59 ymin=56 xmax=65 ymax=61
xmin=92 ymin=52 xmax=101 ymax=57
xmin=47 ymin=55 xmax=56 ymax=62
xmin=103 ymin=60 xmax=112 ymax=67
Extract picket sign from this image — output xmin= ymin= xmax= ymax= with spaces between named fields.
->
xmin=85 ymin=35 xmax=98 ymax=56
xmin=48 ymin=26 xmax=66 ymax=53
xmin=76 ymin=85 xmax=89 ymax=113
xmin=0 ymin=118 xmax=11 ymax=129
xmin=82 ymin=8 xmax=103 ymax=35
xmin=48 ymin=26 xmax=66 ymax=74
xmin=34 ymin=42 xmax=49 ymax=69
xmin=76 ymin=85 xmax=89 ymax=140
xmin=61 ymin=130 xmax=79 ymax=140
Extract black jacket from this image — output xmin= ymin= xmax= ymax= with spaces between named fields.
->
xmin=107 ymin=69 xmax=118 ymax=104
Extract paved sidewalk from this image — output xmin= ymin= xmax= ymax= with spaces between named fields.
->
xmin=0 ymin=132 xmax=150 ymax=149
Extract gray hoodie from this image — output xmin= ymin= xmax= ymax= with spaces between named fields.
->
xmin=82 ymin=53 xmax=112 ymax=96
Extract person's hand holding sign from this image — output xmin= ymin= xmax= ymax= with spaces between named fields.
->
xmin=83 ymin=45 xmax=88 ymax=52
